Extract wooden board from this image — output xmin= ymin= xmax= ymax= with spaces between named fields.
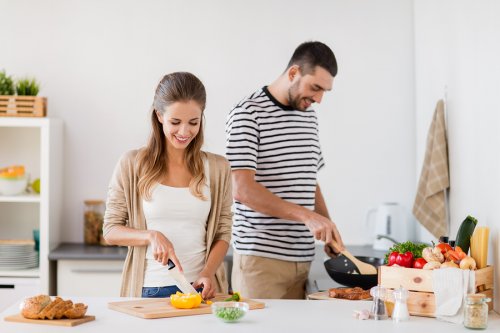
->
xmin=108 ymin=294 xmax=265 ymax=319
xmin=3 ymin=314 xmax=95 ymax=327
xmin=378 ymin=265 xmax=494 ymax=292
xmin=307 ymin=291 xmax=372 ymax=301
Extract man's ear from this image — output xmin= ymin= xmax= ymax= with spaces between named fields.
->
xmin=288 ymin=65 xmax=300 ymax=81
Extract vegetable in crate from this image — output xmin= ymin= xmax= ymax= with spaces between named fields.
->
xmin=455 ymin=215 xmax=477 ymax=254
xmin=384 ymin=241 xmax=428 ymax=265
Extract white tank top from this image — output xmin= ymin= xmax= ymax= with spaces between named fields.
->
xmin=142 ymin=161 xmax=211 ymax=287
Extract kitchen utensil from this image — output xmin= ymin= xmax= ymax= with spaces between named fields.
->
xmin=330 ymin=240 xmax=377 ymax=274
xmin=167 ymin=259 xmax=199 ymax=294
xmin=3 ymin=314 xmax=95 ymax=327
xmin=392 ymin=286 xmax=410 ymax=322
xmin=324 ymin=256 xmax=384 ymax=289
xmin=108 ymin=294 xmax=265 ymax=319
xmin=370 ymin=285 xmax=388 ymax=320
xmin=366 ymin=202 xmax=415 ymax=250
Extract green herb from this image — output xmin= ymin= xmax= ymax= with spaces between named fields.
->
xmin=15 ymin=78 xmax=40 ymax=96
xmin=0 ymin=70 xmax=15 ymax=95
xmin=383 ymin=241 xmax=429 ymax=264
xmin=214 ymin=307 xmax=245 ymax=322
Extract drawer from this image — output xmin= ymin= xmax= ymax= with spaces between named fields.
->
xmin=0 ymin=277 xmax=40 ymax=313
xmin=57 ymin=260 xmax=123 ymax=297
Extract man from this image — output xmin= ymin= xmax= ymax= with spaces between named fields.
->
xmin=225 ymin=41 xmax=345 ymax=299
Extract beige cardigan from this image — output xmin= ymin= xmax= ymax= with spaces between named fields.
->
xmin=103 ymin=149 xmax=233 ymax=297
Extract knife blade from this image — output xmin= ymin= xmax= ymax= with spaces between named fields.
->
xmin=167 ymin=259 xmax=198 ymax=294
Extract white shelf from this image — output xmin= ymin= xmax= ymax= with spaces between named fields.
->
xmin=0 ymin=267 xmax=40 ymax=278
xmin=0 ymin=193 xmax=40 ymax=203
xmin=0 ymin=117 xmax=49 ymax=128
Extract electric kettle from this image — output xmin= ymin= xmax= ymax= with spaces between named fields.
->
xmin=366 ymin=202 xmax=414 ymax=250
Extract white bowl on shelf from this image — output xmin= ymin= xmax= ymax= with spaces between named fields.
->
xmin=0 ymin=176 xmax=28 ymax=195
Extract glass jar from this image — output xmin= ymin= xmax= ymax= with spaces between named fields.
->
xmin=84 ymin=200 xmax=105 ymax=245
xmin=464 ymin=293 xmax=491 ymax=330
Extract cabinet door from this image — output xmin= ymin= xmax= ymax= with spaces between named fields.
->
xmin=0 ymin=277 xmax=40 ymax=313
xmin=57 ymin=260 xmax=123 ymax=297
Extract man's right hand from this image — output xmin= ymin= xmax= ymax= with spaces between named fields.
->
xmin=303 ymin=212 xmax=345 ymax=252
xmin=148 ymin=230 xmax=183 ymax=271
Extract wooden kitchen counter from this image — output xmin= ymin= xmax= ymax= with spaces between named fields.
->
xmin=1 ymin=296 xmax=499 ymax=332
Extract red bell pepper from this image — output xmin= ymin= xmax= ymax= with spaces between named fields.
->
xmin=388 ymin=251 xmax=399 ymax=266
xmin=395 ymin=251 xmax=414 ymax=268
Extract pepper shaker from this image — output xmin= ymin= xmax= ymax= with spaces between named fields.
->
xmin=370 ymin=285 xmax=388 ymax=320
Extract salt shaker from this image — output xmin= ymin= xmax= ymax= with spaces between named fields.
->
xmin=370 ymin=285 xmax=388 ymax=320
xmin=392 ymin=286 xmax=410 ymax=322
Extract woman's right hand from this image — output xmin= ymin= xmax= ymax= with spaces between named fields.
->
xmin=148 ymin=230 xmax=183 ymax=271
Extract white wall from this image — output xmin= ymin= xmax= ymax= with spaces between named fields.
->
xmin=0 ymin=0 xmax=416 ymax=245
xmin=414 ymin=0 xmax=500 ymax=311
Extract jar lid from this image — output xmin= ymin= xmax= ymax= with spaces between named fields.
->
xmin=84 ymin=199 xmax=105 ymax=205
xmin=466 ymin=293 xmax=490 ymax=303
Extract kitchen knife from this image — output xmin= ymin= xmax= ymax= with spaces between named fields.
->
xmin=167 ymin=259 xmax=198 ymax=294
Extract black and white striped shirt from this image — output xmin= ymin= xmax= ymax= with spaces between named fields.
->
xmin=225 ymin=86 xmax=325 ymax=262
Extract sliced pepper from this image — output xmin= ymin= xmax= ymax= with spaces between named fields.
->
xmin=170 ymin=291 xmax=202 ymax=309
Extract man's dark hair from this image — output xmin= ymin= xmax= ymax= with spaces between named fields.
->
xmin=286 ymin=41 xmax=337 ymax=77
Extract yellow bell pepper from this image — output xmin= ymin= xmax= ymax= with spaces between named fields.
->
xmin=170 ymin=292 xmax=202 ymax=309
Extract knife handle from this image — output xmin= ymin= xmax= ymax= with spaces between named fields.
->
xmin=167 ymin=259 xmax=175 ymax=270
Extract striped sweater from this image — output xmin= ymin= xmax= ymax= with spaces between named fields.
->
xmin=225 ymin=86 xmax=324 ymax=262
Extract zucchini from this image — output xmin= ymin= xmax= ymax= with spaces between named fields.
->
xmin=455 ymin=215 xmax=478 ymax=254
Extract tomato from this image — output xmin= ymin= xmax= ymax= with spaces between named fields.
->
xmin=412 ymin=258 xmax=427 ymax=269
xmin=436 ymin=243 xmax=452 ymax=254
xmin=388 ymin=251 xmax=399 ymax=266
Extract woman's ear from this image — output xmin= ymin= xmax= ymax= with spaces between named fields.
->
xmin=155 ymin=109 xmax=164 ymax=124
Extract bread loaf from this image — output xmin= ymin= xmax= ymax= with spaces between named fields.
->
xmin=20 ymin=295 xmax=88 ymax=320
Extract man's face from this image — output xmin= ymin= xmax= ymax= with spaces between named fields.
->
xmin=287 ymin=66 xmax=334 ymax=111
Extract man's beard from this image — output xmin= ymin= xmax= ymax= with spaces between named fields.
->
xmin=287 ymin=81 xmax=305 ymax=111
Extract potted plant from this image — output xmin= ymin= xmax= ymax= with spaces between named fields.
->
xmin=16 ymin=78 xmax=40 ymax=96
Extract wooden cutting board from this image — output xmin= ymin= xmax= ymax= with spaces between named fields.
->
xmin=3 ymin=314 xmax=95 ymax=327
xmin=108 ymin=294 xmax=265 ymax=319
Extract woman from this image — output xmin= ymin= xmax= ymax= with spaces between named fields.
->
xmin=103 ymin=72 xmax=233 ymax=299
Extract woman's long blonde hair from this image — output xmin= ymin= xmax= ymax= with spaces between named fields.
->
xmin=137 ymin=72 xmax=207 ymax=201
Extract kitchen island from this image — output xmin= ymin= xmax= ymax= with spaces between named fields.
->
xmin=1 ymin=296 xmax=498 ymax=332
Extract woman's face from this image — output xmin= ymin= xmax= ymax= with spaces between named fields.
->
xmin=156 ymin=100 xmax=202 ymax=151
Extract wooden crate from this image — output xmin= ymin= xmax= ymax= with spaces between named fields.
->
xmin=0 ymin=95 xmax=47 ymax=117
xmin=378 ymin=265 xmax=494 ymax=317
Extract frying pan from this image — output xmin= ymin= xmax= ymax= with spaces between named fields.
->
xmin=324 ymin=255 xmax=384 ymax=290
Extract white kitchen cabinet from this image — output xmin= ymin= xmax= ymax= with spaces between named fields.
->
xmin=0 ymin=277 xmax=40 ymax=312
xmin=57 ymin=260 xmax=123 ymax=297
xmin=0 ymin=117 xmax=63 ymax=298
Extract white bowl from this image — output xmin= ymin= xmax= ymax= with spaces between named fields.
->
xmin=0 ymin=176 xmax=28 ymax=195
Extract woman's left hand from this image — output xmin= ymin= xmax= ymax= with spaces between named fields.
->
xmin=193 ymin=273 xmax=216 ymax=299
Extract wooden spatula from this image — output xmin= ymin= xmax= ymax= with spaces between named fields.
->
xmin=330 ymin=240 xmax=378 ymax=275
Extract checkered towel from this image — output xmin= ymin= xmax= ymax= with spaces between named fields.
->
xmin=413 ymin=100 xmax=449 ymax=238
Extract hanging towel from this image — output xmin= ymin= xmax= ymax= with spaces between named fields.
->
xmin=413 ymin=100 xmax=449 ymax=238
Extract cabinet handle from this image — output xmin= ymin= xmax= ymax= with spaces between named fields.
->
xmin=71 ymin=269 xmax=122 ymax=274
xmin=0 ymin=284 xmax=15 ymax=289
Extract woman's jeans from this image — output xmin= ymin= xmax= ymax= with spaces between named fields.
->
xmin=142 ymin=285 xmax=203 ymax=298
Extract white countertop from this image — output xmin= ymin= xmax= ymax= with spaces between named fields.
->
xmin=1 ymin=297 xmax=499 ymax=332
